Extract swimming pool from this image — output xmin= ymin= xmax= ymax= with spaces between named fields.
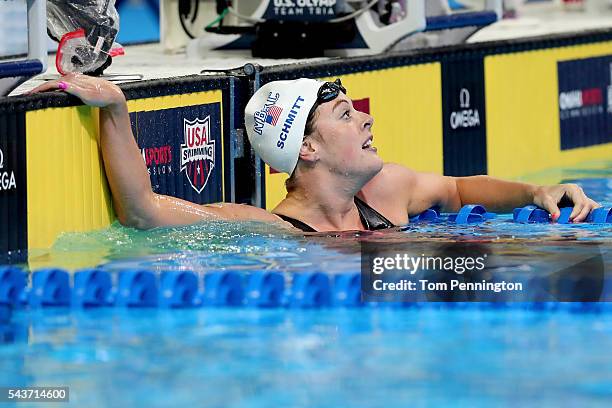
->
xmin=2 ymin=306 xmax=611 ymax=407
xmin=1 ymin=169 xmax=611 ymax=407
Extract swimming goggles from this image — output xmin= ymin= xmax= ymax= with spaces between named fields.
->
xmin=305 ymin=79 xmax=348 ymax=125
xmin=317 ymin=78 xmax=347 ymax=103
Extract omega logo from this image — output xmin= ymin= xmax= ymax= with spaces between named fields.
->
xmin=450 ymin=88 xmax=481 ymax=130
xmin=0 ymin=146 xmax=16 ymax=191
xmin=459 ymin=88 xmax=470 ymax=109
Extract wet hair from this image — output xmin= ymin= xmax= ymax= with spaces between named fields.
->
xmin=304 ymin=101 xmax=320 ymax=137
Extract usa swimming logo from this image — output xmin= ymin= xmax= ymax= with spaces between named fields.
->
xmin=181 ymin=116 xmax=215 ymax=194
xmin=253 ymin=91 xmax=281 ymax=135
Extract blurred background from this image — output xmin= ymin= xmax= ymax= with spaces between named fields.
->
xmin=2 ymin=0 xmax=612 ymax=58
xmin=0 ymin=0 xmax=160 ymax=57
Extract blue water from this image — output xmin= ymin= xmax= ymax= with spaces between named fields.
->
xmin=1 ymin=307 xmax=611 ymax=407
xmin=2 ymin=175 xmax=612 ymax=407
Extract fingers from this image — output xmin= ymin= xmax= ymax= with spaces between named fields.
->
xmin=572 ymin=199 xmax=599 ymax=223
xmin=540 ymin=195 xmax=560 ymax=221
xmin=25 ymin=74 xmax=125 ymax=110
xmin=569 ymin=201 xmax=586 ymax=222
xmin=28 ymin=78 xmax=89 ymax=105
xmin=567 ymin=185 xmax=589 ymax=221
xmin=568 ymin=190 xmax=584 ymax=217
xmin=560 ymin=184 xmax=600 ymax=222
xmin=27 ymin=73 xmax=82 ymax=95
xmin=573 ymin=204 xmax=590 ymax=223
xmin=28 ymin=80 xmax=65 ymax=94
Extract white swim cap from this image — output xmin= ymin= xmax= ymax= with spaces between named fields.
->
xmin=245 ymin=78 xmax=322 ymax=174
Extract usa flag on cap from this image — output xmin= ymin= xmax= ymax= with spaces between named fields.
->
xmin=266 ymin=105 xmax=283 ymax=126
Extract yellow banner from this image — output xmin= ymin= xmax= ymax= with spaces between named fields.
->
xmin=25 ymin=90 xmax=223 ymax=256
xmin=485 ymin=42 xmax=612 ymax=180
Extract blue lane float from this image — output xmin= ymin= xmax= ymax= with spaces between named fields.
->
xmin=333 ymin=273 xmax=362 ymax=307
xmin=513 ymin=205 xmax=550 ymax=223
xmin=0 ymin=304 xmax=10 ymax=324
xmin=0 ymin=266 xmax=26 ymax=307
xmin=1 ymin=266 xmax=611 ymax=312
xmin=556 ymin=207 xmax=573 ymax=224
xmin=203 ymin=271 xmax=244 ymax=307
xmin=289 ymin=272 xmax=332 ymax=308
xmin=410 ymin=206 xmax=441 ymax=222
xmin=588 ymin=207 xmax=612 ymax=223
xmin=72 ymin=269 xmax=113 ymax=308
xmin=246 ymin=271 xmax=285 ymax=308
xmin=30 ymin=269 xmax=71 ymax=307
xmin=414 ymin=204 xmax=610 ymax=225
xmin=513 ymin=206 xmax=610 ymax=224
xmin=159 ymin=271 xmax=199 ymax=308
xmin=448 ymin=205 xmax=496 ymax=224
xmin=116 ymin=270 xmax=158 ymax=308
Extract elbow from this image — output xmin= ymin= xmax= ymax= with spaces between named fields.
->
xmin=113 ymin=198 xmax=157 ymax=230
xmin=117 ymin=212 xmax=154 ymax=230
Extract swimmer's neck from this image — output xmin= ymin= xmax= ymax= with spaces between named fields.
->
xmin=277 ymin=169 xmax=370 ymax=230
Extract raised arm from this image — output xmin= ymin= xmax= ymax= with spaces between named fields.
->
xmin=30 ymin=74 xmax=284 ymax=229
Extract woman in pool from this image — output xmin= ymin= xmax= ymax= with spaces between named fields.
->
xmin=30 ymin=74 xmax=599 ymax=232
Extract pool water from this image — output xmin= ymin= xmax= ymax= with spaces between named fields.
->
xmin=1 ymin=169 xmax=612 ymax=407
xmin=2 ymin=307 xmax=612 ymax=407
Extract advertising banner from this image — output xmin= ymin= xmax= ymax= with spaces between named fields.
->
xmin=130 ymin=103 xmax=224 ymax=205
xmin=558 ymin=55 xmax=612 ymax=150
xmin=0 ymin=112 xmax=26 ymax=262
xmin=442 ymin=58 xmax=487 ymax=176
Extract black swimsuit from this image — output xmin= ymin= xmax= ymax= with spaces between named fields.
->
xmin=277 ymin=196 xmax=395 ymax=232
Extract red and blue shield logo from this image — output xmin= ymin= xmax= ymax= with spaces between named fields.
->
xmin=181 ymin=116 xmax=216 ymax=194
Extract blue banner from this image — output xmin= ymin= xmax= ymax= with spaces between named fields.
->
xmin=130 ymin=103 xmax=223 ymax=205
xmin=558 ymin=55 xmax=612 ymax=150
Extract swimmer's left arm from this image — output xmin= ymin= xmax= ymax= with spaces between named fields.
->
xmin=452 ymin=176 xmax=600 ymax=222
xmin=386 ymin=164 xmax=599 ymax=222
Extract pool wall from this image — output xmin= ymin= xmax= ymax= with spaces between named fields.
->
xmin=0 ymin=29 xmax=610 ymax=262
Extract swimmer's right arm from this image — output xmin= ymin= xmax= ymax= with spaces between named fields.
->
xmin=29 ymin=74 xmax=287 ymax=229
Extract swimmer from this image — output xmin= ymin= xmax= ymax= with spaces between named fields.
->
xmin=30 ymin=74 xmax=600 ymax=232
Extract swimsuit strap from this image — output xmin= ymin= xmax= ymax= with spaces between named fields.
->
xmin=354 ymin=196 xmax=395 ymax=230
xmin=276 ymin=213 xmax=317 ymax=232
xmin=276 ymin=197 xmax=395 ymax=233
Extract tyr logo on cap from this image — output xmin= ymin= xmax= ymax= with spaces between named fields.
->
xmin=181 ymin=116 xmax=215 ymax=194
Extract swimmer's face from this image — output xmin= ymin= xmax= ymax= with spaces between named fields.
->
xmin=301 ymin=92 xmax=383 ymax=179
